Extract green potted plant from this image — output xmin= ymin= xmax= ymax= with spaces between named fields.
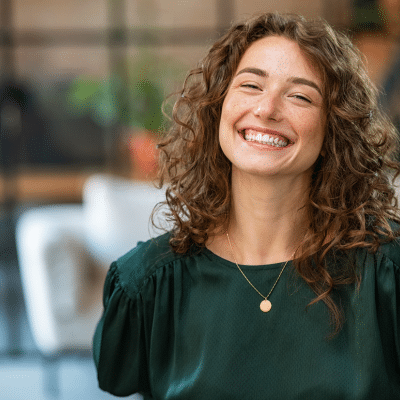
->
xmin=66 ymin=51 xmax=182 ymax=179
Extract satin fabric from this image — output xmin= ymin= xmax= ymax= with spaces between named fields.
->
xmin=93 ymin=232 xmax=400 ymax=399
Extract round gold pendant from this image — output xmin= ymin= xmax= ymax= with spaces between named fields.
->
xmin=260 ymin=299 xmax=272 ymax=313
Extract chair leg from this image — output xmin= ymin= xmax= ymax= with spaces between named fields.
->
xmin=42 ymin=354 xmax=60 ymax=399
xmin=3 ymin=262 xmax=24 ymax=356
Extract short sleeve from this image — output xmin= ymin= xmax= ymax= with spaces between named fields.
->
xmin=93 ymin=262 xmax=151 ymax=397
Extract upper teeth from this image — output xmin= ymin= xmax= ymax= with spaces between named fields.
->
xmin=243 ymin=131 xmax=289 ymax=147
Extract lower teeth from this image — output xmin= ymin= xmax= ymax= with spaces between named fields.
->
xmin=246 ymin=139 xmax=286 ymax=147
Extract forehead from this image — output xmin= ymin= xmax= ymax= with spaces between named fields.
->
xmin=236 ymin=36 xmax=322 ymax=85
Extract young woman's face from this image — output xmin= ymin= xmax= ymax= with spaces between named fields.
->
xmin=219 ymin=35 xmax=326 ymax=181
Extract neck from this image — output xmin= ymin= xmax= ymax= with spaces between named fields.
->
xmin=227 ymin=168 xmax=310 ymax=265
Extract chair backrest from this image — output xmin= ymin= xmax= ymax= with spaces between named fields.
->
xmin=15 ymin=204 xmax=89 ymax=354
xmin=83 ymin=174 xmax=173 ymax=267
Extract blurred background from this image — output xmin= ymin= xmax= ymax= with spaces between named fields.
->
xmin=0 ymin=0 xmax=399 ymax=398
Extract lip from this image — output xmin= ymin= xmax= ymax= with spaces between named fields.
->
xmin=237 ymin=126 xmax=295 ymax=144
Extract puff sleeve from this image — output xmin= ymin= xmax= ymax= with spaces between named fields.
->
xmin=93 ymin=262 xmax=151 ymax=397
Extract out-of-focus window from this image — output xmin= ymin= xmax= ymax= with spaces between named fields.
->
xmin=0 ymin=0 xmax=351 ymax=173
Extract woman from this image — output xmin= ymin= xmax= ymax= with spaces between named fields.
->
xmin=93 ymin=12 xmax=400 ymax=399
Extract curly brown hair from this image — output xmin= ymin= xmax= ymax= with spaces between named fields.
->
xmin=154 ymin=12 xmax=400 ymax=340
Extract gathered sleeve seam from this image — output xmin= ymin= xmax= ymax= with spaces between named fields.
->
xmin=113 ymin=253 xmax=188 ymax=302
xmin=375 ymin=248 xmax=400 ymax=276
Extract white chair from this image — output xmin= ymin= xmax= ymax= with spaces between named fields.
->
xmin=16 ymin=204 xmax=94 ymax=355
xmin=82 ymin=174 xmax=170 ymax=268
xmin=15 ymin=174 xmax=171 ymax=400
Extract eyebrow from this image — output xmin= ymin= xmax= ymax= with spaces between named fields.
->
xmin=288 ymin=77 xmax=322 ymax=97
xmin=235 ymin=67 xmax=323 ymax=97
xmin=236 ymin=67 xmax=267 ymax=78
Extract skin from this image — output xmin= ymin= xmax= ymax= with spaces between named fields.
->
xmin=206 ymin=35 xmax=326 ymax=265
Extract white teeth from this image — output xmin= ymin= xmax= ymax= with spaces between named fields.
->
xmin=242 ymin=130 xmax=288 ymax=147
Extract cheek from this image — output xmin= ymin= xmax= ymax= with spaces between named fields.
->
xmin=296 ymin=112 xmax=325 ymax=145
xmin=218 ymin=107 xmax=232 ymax=154
xmin=220 ymin=94 xmax=251 ymax=125
xmin=218 ymin=130 xmax=233 ymax=166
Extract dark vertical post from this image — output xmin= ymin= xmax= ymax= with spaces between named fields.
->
xmin=0 ymin=0 xmax=24 ymax=361
xmin=322 ymin=0 xmax=352 ymax=28
xmin=0 ymin=0 xmax=16 ymax=79
xmin=104 ymin=0 xmax=129 ymax=171
xmin=216 ymin=0 xmax=235 ymax=34
xmin=0 ymin=0 xmax=19 ymax=205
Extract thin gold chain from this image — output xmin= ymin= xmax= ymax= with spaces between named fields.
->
xmin=226 ymin=232 xmax=294 ymax=300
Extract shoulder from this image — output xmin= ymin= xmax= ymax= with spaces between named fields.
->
xmin=371 ymin=219 xmax=400 ymax=271
xmin=112 ymin=232 xmax=190 ymax=297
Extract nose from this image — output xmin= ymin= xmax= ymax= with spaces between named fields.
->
xmin=253 ymin=92 xmax=282 ymax=121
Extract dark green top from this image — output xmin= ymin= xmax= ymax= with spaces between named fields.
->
xmin=93 ymin=231 xmax=400 ymax=399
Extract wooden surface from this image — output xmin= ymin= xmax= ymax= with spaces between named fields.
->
xmin=0 ymin=169 xmax=97 ymax=203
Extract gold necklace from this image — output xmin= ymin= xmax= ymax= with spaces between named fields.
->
xmin=226 ymin=232 xmax=295 ymax=313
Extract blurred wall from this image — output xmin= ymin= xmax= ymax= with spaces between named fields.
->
xmin=12 ymin=0 xmax=109 ymax=81
xmin=0 ymin=0 xmax=353 ymax=169
xmin=8 ymin=0 xmax=351 ymax=84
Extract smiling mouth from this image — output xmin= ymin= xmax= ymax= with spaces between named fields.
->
xmin=238 ymin=129 xmax=291 ymax=148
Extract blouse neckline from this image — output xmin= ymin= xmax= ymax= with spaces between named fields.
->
xmin=200 ymin=246 xmax=295 ymax=271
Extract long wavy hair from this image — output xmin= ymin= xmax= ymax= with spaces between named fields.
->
xmin=154 ymin=12 xmax=400 ymax=339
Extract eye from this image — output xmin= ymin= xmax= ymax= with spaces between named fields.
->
xmin=241 ymin=84 xmax=261 ymax=90
xmin=292 ymin=94 xmax=311 ymax=103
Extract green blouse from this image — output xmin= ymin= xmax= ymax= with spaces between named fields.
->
xmin=93 ymin=231 xmax=400 ymax=399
